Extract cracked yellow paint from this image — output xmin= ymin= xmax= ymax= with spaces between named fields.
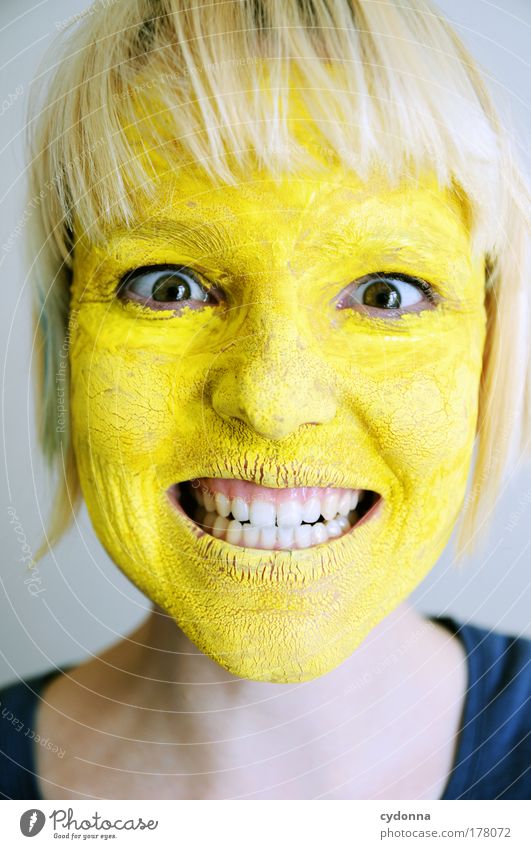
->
xmin=70 ymin=126 xmax=486 ymax=683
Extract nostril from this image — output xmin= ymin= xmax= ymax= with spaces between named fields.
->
xmin=211 ymin=364 xmax=337 ymax=439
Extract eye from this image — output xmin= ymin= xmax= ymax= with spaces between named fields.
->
xmin=336 ymin=272 xmax=437 ymax=315
xmin=119 ymin=265 xmax=218 ymax=310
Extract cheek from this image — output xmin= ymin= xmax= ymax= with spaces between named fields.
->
xmin=70 ymin=330 xmax=215 ymax=487
xmin=362 ymin=363 xmax=480 ymax=473
xmin=72 ymin=351 xmax=175 ymax=450
xmin=336 ymin=311 xmax=485 ymax=499
xmin=69 ymin=301 xmax=231 ymax=462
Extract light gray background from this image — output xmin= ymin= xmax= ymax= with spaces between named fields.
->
xmin=1 ymin=0 xmax=530 ymax=687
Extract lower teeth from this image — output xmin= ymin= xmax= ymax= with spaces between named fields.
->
xmin=195 ymin=508 xmax=359 ymax=549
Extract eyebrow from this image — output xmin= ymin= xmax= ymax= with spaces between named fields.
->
xmin=112 ymin=200 xmax=465 ymax=260
xmin=113 ymin=218 xmax=235 ymax=256
xmin=298 ymin=215 xmax=463 ymax=259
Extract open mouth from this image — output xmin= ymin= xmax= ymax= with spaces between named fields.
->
xmin=169 ymin=478 xmax=382 ymax=550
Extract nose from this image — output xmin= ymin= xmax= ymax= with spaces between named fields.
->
xmin=211 ymin=316 xmax=337 ymax=441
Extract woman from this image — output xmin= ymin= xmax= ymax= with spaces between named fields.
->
xmin=1 ymin=0 xmax=529 ymax=799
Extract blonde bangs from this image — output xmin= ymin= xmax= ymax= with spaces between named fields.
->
xmin=30 ymin=0 xmax=506 ymax=252
xmin=27 ymin=0 xmax=531 ymax=559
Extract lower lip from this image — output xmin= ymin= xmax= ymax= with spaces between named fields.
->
xmin=167 ymin=482 xmax=383 ymax=552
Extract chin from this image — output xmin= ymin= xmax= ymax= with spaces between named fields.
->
xmin=80 ymin=462 xmax=460 ymax=684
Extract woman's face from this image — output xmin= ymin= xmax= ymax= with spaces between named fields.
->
xmin=70 ymin=146 xmax=486 ymax=682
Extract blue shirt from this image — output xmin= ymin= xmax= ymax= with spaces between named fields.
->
xmin=0 ymin=616 xmax=529 ymax=799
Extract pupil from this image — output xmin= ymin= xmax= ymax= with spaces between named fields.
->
xmin=364 ymin=280 xmax=401 ymax=309
xmin=152 ymin=275 xmax=190 ymax=302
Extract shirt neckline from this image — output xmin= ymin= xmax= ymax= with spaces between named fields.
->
xmin=430 ymin=615 xmax=482 ymax=800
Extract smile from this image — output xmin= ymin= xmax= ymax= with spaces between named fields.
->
xmin=169 ymin=478 xmax=382 ymax=550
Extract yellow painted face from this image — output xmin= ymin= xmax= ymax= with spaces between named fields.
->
xmin=70 ymin=135 xmax=486 ymax=682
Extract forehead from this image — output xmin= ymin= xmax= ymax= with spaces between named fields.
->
xmin=117 ymin=162 xmax=469 ymax=253
xmin=117 ymin=87 xmax=470 ymax=247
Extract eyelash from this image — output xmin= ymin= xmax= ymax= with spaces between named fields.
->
xmin=117 ymin=264 xmax=217 ymax=309
xmin=116 ymin=265 xmax=438 ymax=313
xmin=336 ymin=272 xmax=438 ymax=311
xmin=117 ymin=265 xmax=205 ymax=293
xmin=400 ymin=275 xmax=436 ymax=301
xmin=369 ymin=272 xmax=434 ymax=296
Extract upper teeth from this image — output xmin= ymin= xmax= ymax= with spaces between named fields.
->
xmin=197 ymin=488 xmax=360 ymax=527
xmin=188 ymin=484 xmax=363 ymax=550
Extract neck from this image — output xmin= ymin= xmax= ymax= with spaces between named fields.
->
xmin=73 ymin=599 xmax=463 ymax=799
xmin=111 ymin=600 xmax=438 ymax=716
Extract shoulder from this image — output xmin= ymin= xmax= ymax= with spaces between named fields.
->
xmin=435 ymin=617 xmax=531 ymax=800
xmin=0 ymin=670 xmax=62 ymax=800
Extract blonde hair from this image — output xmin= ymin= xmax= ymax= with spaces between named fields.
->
xmin=27 ymin=0 xmax=530 ymax=560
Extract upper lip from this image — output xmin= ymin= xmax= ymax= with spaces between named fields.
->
xmin=168 ymin=458 xmax=385 ymax=497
